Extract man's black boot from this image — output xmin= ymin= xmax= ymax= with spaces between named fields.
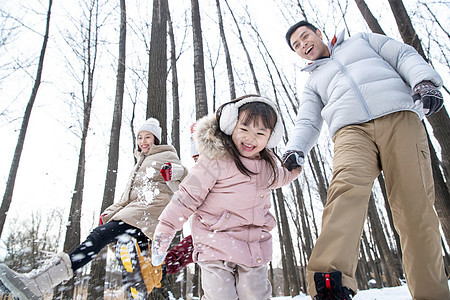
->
xmin=313 ymin=271 xmax=353 ymax=300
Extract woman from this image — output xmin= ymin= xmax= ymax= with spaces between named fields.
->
xmin=0 ymin=118 xmax=186 ymax=299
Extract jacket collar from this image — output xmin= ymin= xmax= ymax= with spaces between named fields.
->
xmin=301 ymin=30 xmax=346 ymax=72
xmin=134 ymin=144 xmax=177 ymax=160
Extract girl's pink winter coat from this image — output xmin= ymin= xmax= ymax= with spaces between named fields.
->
xmin=157 ymin=115 xmax=298 ymax=267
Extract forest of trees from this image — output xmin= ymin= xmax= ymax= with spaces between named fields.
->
xmin=0 ymin=0 xmax=448 ymax=299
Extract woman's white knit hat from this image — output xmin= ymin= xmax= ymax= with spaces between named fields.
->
xmin=137 ymin=118 xmax=162 ymax=142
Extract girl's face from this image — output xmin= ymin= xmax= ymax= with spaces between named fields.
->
xmin=231 ymin=112 xmax=271 ymax=159
xmin=137 ymin=131 xmax=155 ymax=154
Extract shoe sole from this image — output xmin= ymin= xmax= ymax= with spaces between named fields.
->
xmin=0 ymin=264 xmax=40 ymax=300
xmin=116 ymin=240 xmax=148 ymax=299
xmin=120 ymin=244 xmax=134 ymax=273
xmin=0 ymin=278 xmax=11 ymax=294
xmin=0 ymin=278 xmax=18 ymax=300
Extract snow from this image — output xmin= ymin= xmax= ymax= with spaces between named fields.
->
xmin=91 ymin=279 xmax=450 ymax=299
xmin=271 ymin=280 xmax=450 ymax=299
xmin=273 ymin=286 xmax=411 ymax=299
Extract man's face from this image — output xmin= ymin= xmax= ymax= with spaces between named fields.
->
xmin=290 ymin=26 xmax=329 ymax=61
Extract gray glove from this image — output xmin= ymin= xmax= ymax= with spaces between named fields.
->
xmin=413 ymin=81 xmax=443 ymax=116
xmin=282 ymin=150 xmax=304 ymax=171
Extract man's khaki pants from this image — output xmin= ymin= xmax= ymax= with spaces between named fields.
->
xmin=306 ymin=111 xmax=449 ymax=300
xmin=198 ymin=260 xmax=271 ymax=300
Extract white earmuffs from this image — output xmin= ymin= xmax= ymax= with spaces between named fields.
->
xmin=219 ymin=96 xmax=283 ymax=149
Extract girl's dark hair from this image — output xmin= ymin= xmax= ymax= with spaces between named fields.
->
xmin=216 ymin=94 xmax=280 ymax=186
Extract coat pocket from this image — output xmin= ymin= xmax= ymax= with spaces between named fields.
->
xmin=209 ymin=211 xmax=231 ymax=231
xmin=416 ymin=143 xmax=434 ymax=203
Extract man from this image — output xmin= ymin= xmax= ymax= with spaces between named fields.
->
xmin=282 ymin=20 xmax=449 ymax=300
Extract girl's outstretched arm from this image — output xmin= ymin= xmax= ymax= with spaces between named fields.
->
xmin=272 ymin=162 xmax=301 ymax=189
xmin=151 ymin=229 xmax=175 ymax=266
xmin=152 ymin=154 xmax=224 ymax=265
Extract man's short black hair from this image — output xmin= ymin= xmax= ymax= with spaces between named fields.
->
xmin=285 ymin=20 xmax=318 ymax=51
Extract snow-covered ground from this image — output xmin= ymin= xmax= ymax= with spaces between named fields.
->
xmin=106 ymin=280 xmax=450 ymax=300
xmin=272 ymin=280 xmax=450 ymax=300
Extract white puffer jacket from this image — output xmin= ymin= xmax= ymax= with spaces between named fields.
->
xmin=286 ymin=31 xmax=443 ymax=155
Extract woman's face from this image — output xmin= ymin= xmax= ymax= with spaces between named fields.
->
xmin=137 ymin=131 xmax=155 ymax=154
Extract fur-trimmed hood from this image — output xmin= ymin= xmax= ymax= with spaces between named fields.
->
xmin=193 ymin=114 xmax=228 ymax=160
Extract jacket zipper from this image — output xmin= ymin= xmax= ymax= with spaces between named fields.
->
xmin=331 ymin=59 xmax=372 ymax=119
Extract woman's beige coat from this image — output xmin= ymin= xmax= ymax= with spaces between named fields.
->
xmin=101 ymin=144 xmax=186 ymax=239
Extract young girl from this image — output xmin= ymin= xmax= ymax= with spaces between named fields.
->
xmin=0 ymin=118 xmax=188 ymax=299
xmin=151 ymin=95 xmax=301 ymax=299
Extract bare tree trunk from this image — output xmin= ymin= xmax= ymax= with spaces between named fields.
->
xmin=353 ymin=0 xmax=385 ymax=34
xmin=387 ymin=0 xmax=424 ymax=57
xmin=193 ymin=264 xmax=201 ymax=298
xmin=286 ymin=184 xmax=308 ymax=293
xmin=205 ymin=45 xmax=219 ymax=112
xmin=57 ymin=2 xmax=100 ymax=298
xmin=355 ymin=261 xmax=368 ymax=290
xmin=292 ymin=180 xmax=313 ymax=260
xmin=0 ymin=0 xmax=53 ymax=236
xmin=147 ymin=0 xmax=168 ymax=144
xmin=367 ymin=195 xmax=401 ymax=287
xmin=275 ymin=188 xmax=301 ymax=296
xmin=167 ymin=6 xmax=180 ymax=154
xmin=191 ymin=0 xmax=208 ymax=118
xmin=355 ymin=246 xmax=369 ymax=290
xmin=148 ymin=1 xmax=183 ymax=298
xmin=215 ymin=0 xmax=235 ymax=100
xmin=130 ymin=92 xmax=138 ymax=163
xmin=87 ymin=0 xmax=126 ymax=298
xmin=309 ymin=147 xmax=328 ymax=205
xmin=442 ymin=239 xmax=450 ymax=275
xmin=362 ymin=231 xmax=383 ymax=288
xmin=298 ymin=246 xmax=308 ymax=294
xmin=377 ymin=174 xmax=403 ymax=277
xmin=428 ymin=134 xmax=450 ymax=245
xmin=427 ymin=108 xmax=450 ymax=195
xmin=182 ymin=268 xmax=187 ymax=298
xmin=269 ymin=261 xmax=276 ymax=297
xmin=272 ymin=191 xmax=290 ymax=296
